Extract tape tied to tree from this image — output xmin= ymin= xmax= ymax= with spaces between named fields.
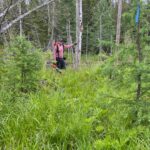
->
xmin=135 ymin=4 xmax=140 ymax=25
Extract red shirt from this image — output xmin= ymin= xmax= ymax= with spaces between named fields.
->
xmin=53 ymin=42 xmax=73 ymax=60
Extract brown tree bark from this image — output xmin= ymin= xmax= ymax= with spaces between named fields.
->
xmin=116 ymin=0 xmax=122 ymax=45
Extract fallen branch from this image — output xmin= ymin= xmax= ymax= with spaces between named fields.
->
xmin=0 ymin=0 xmax=54 ymax=33
xmin=0 ymin=0 xmax=23 ymax=18
xmin=0 ymin=0 xmax=13 ymax=27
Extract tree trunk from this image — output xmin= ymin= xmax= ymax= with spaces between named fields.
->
xmin=69 ymin=20 xmax=75 ymax=68
xmin=99 ymin=15 xmax=102 ymax=53
xmin=136 ymin=21 xmax=142 ymax=101
xmin=18 ymin=0 xmax=23 ymax=36
xmin=47 ymin=3 xmax=51 ymax=50
xmin=110 ymin=35 xmax=113 ymax=55
xmin=86 ymin=24 xmax=89 ymax=62
xmin=116 ymin=0 xmax=122 ymax=45
xmin=51 ymin=1 xmax=55 ymax=43
xmin=75 ymin=0 xmax=83 ymax=69
xmin=66 ymin=21 xmax=70 ymax=58
xmin=47 ymin=3 xmax=51 ymax=36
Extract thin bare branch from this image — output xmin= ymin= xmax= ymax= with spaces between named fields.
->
xmin=0 ymin=0 xmax=54 ymax=33
xmin=0 ymin=0 xmax=23 ymax=18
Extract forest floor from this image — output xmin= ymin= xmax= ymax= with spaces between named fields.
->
xmin=0 ymin=54 xmax=150 ymax=150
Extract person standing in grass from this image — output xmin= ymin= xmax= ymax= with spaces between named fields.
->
xmin=53 ymin=39 xmax=77 ymax=69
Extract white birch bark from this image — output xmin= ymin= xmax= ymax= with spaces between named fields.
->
xmin=0 ymin=0 xmax=54 ymax=33
xmin=0 ymin=0 xmax=24 ymax=18
xmin=75 ymin=0 xmax=83 ymax=69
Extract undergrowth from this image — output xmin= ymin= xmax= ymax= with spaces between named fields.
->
xmin=0 ymin=64 xmax=149 ymax=150
xmin=0 ymin=37 xmax=149 ymax=149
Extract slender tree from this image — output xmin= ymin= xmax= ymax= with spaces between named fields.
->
xmin=136 ymin=4 xmax=142 ymax=100
xmin=75 ymin=0 xmax=83 ymax=69
xmin=116 ymin=0 xmax=122 ymax=45
xmin=18 ymin=0 xmax=23 ymax=36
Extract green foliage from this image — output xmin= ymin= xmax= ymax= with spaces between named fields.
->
xmin=99 ymin=40 xmax=114 ymax=47
xmin=0 ymin=47 xmax=5 ymax=83
xmin=0 ymin=61 xmax=149 ymax=149
xmin=0 ymin=0 xmax=150 ymax=149
xmin=1 ymin=36 xmax=42 ymax=97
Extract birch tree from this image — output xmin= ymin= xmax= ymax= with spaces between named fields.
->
xmin=75 ymin=0 xmax=83 ymax=69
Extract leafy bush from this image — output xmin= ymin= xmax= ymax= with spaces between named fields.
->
xmin=1 ymin=36 xmax=42 ymax=101
xmin=0 ymin=63 xmax=149 ymax=149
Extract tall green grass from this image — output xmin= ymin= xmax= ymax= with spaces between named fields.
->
xmin=0 ymin=64 xmax=149 ymax=149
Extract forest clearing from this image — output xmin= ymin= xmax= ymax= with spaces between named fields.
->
xmin=0 ymin=0 xmax=150 ymax=149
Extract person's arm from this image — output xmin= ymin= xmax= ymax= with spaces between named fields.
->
xmin=64 ymin=43 xmax=77 ymax=49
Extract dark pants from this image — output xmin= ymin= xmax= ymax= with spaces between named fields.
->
xmin=56 ymin=57 xmax=66 ymax=69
